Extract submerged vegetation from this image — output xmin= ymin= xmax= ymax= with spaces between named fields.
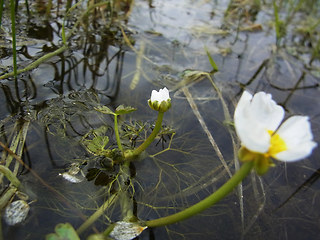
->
xmin=0 ymin=0 xmax=319 ymax=239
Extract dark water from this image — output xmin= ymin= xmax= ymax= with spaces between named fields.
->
xmin=0 ymin=0 xmax=319 ymax=239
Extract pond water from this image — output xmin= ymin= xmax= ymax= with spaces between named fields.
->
xmin=0 ymin=0 xmax=319 ymax=239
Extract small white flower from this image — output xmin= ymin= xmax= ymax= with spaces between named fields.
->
xmin=150 ymin=87 xmax=170 ymax=103
xmin=148 ymin=87 xmax=171 ymax=112
xmin=234 ymin=90 xmax=317 ymax=162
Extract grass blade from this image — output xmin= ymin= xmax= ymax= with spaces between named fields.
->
xmin=10 ymin=0 xmax=17 ymax=78
xmin=205 ymin=47 xmax=219 ymax=72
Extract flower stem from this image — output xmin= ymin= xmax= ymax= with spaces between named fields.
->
xmin=114 ymin=114 xmax=124 ymax=153
xmin=126 ymin=111 xmax=164 ymax=159
xmin=146 ymin=161 xmax=254 ymax=228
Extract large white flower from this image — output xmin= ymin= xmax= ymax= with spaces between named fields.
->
xmin=148 ymin=87 xmax=171 ymax=112
xmin=234 ymin=90 xmax=317 ymax=162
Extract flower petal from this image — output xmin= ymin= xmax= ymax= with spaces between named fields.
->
xmin=234 ymin=91 xmax=284 ymax=153
xmin=150 ymin=87 xmax=170 ymax=103
xmin=274 ymin=116 xmax=317 ymax=162
xmin=159 ymin=87 xmax=170 ymax=101
xmin=150 ymin=90 xmax=160 ymax=102
xmin=249 ymin=92 xmax=284 ymax=132
xmin=234 ymin=91 xmax=270 ymax=153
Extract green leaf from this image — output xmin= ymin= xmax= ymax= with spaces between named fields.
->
xmin=87 ymin=233 xmax=110 ymax=240
xmin=86 ymin=136 xmax=110 ymax=156
xmin=93 ymin=136 xmax=109 ymax=149
xmin=205 ymin=47 xmax=219 ymax=72
xmin=86 ymin=168 xmax=115 ymax=186
xmin=46 ymin=223 xmax=80 ymax=240
xmin=94 ymin=106 xmax=115 ymax=115
xmin=115 ymin=105 xmax=137 ymax=115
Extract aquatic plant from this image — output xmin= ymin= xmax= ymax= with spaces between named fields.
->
xmin=45 ymin=87 xmax=316 ymax=240
xmin=0 ymin=1 xmax=319 ymax=239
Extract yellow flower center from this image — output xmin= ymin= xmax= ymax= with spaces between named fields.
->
xmin=267 ymin=130 xmax=287 ymax=157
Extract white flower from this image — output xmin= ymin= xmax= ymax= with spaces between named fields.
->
xmin=150 ymin=87 xmax=170 ymax=103
xmin=234 ymin=90 xmax=317 ymax=162
xmin=148 ymin=87 xmax=171 ymax=112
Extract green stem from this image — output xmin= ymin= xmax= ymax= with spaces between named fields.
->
xmin=126 ymin=111 xmax=164 ymax=158
xmin=0 ymin=186 xmax=17 ymax=210
xmin=76 ymin=193 xmax=118 ymax=235
xmin=103 ymin=224 xmax=116 ymax=237
xmin=273 ymin=0 xmax=282 ymax=45
xmin=146 ymin=161 xmax=254 ymax=228
xmin=114 ymin=114 xmax=123 ymax=153
xmin=119 ymin=161 xmax=134 ymax=220
xmin=0 ymin=45 xmax=67 ymax=80
xmin=0 ymin=166 xmax=20 ymax=187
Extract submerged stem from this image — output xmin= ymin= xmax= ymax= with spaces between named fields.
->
xmin=125 ymin=111 xmax=164 ymax=159
xmin=114 ymin=114 xmax=123 ymax=153
xmin=119 ymin=161 xmax=134 ymax=221
xmin=146 ymin=161 xmax=254 ymax=228
xmin=0 ymin=166 xmax=20 ymax=187
xmin=76 ymin=193 xmax=118 ymax=235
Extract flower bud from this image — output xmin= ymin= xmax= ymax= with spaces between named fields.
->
xmin=148 ymin=87 xmax=171 ymax=112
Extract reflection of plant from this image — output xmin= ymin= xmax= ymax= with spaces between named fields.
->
xmin=0 ymin=0 xmax=133 ymax=81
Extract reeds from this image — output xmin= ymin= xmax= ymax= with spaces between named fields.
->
xmin=10 ymin=0 xmax=17 ymax=78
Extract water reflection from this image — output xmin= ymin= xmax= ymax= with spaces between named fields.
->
xmin=0 ymin=4 xmax=130 ymax=238
xmin=0 ymin=29 xmax=126 ymax=117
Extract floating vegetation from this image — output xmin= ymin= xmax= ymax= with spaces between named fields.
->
xmin=109 ymin=221 xmax=147 ymax=240
xmin=4 ymin=200 xmax=30 ymax=226
xmin=46 ymin=223 xmax=80 ymax=240
xmin=59 ymin=163 xmax=85 ymax=183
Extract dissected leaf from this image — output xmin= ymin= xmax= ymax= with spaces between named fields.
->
xmin=115 ymin=105 xmax=137 ymax=115
xmin=92 ymin=125 xmax=110 ymax=136
xmin=85 ymin=136 xmax=110 ymax=156
xmin=94 ymin=106 xmax=115 ymax=115
xmin=46 ymin=223 xmax=80 ymax=240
